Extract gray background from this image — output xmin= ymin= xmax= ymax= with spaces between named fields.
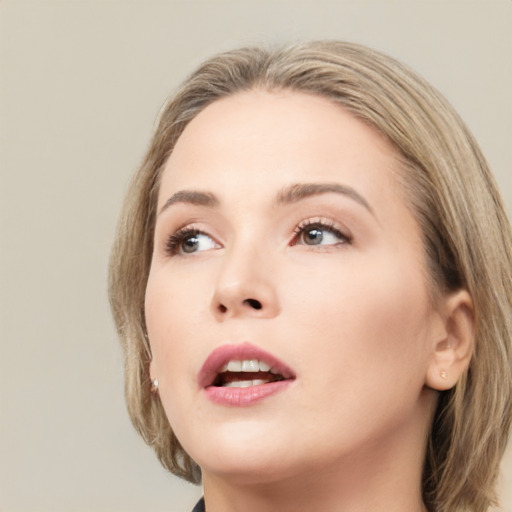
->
xmin=1 ymin=1 xmax=511 ymax=511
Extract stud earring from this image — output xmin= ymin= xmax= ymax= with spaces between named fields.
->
xmin=440 ymin=370 xmax=448 ymax=380
xmin=150 ymin=378 xmax=159 ymax=393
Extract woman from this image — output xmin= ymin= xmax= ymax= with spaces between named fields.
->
xmin=108 ymin=41 xmax=512 ymax=512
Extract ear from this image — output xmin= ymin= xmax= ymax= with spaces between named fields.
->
xmin=149 ymin=358 xmax=156 ymax=381
xmin=426 ymin=289 xmax=475 ymax=391
xmin=148 ymin=358 xmax=160 ymax=394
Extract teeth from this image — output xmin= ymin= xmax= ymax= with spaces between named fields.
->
xmin=226 ymin=360 xmax=242 ymax=372
xmin=259 ymin=361 xmax=271 ymax=372
xmin=242 ymin=359 xmax=259 ymax=372
xmin=223 ymin=379 xmax=269 ymax=388
xmin=221 ymin=359 xmax=276 ymax=373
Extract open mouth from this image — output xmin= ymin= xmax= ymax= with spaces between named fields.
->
xmin=212 ymin=359 xmax=287 ymax=388
xmin=199 ymin=343 xmax=296 ymax=404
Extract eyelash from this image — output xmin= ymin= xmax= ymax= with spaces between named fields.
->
xmin=291 ymin=219 xmax=352 ymax=246
xmin=164 ymin=219 xmax=352 ymax=256
xmin=165 ymin=226 xmax=208 ymax=256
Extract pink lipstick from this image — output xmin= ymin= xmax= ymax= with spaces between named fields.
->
xmin=199 ymin=342 xmax=296 ymax=406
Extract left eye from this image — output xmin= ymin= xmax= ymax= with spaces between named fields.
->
xmin=166 ymin=229 xmax=219 ymax=255
xmin=181 ymin=232 xmax=217 ymax=253
xmin=295 ymin=223 xmax=349 ymax=246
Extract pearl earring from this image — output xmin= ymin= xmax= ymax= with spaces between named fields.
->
xmin=440 ymin=370 xmax=448 ymax=380
xmin=150 ymin=378 xmax=159 ymax=393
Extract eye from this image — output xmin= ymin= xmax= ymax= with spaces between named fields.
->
xmin=166 ymin=228 xmax=219 ymax=255
xmin=293 ymin=221 xmax=351 ymax=247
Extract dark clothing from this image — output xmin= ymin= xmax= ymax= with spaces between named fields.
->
xmin=192 ymin=498 xmax=205 ymax=512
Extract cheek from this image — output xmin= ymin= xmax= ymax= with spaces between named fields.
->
xmin=283 ymin=254 xmax=434 ymax=451
xmin=145 ymin=263 xmax=222 ymax=401
xmin=145 ymin=269 xmax=208 ymax=434
xmin=286 ymin=251 xmax=432 ymax=381
xmin=145 ymin=268 xmax=201 ymax=378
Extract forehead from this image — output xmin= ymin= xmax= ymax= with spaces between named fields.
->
xmin=159 ymin=89 xmax=404 ymax=211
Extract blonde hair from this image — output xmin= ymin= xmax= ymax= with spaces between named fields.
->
xmin=108 ymin=41 xmax=512 ymax=511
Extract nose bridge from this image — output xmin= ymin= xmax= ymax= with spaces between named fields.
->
xmin=211 ymin=234 xmax=280 ymax=319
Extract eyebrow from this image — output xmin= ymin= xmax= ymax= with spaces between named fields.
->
xmin=158 ymin=182 xmax=373 ymax=216
xmin=158 ymin=190 xmax=219 ymax=215
xmin=275 ymin=182 xmax=374 ymax=214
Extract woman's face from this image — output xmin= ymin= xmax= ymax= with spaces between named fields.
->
xmin=145 ymin=90 xmax=442 ymax=483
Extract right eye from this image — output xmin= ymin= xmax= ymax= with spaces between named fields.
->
xmin=166 ymin=228 xmax=219 ymax=255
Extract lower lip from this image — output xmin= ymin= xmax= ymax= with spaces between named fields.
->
xmin=204 ymin=380 xmax=293 ymax=406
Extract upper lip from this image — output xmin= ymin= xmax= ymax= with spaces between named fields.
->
xmin=198 ymin=342 xmax=296 ymax=388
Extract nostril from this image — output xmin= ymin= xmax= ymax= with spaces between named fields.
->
xmin=216 ymin=299 xmax=264 ymax=314
xmin=244 ymin=298 xmax=262 ymax=310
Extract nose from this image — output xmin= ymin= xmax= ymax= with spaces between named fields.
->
xmin=211 ymin=244 xmax=281 ymax=320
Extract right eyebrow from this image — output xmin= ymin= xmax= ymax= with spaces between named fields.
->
xmin=158 ymin=190 xmax=219 ymax=216
xmin=275 ymin=182 xmax=374 ymax=216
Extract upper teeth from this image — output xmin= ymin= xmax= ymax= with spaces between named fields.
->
xmin=220 ymin=359 xmax=277 ymax=373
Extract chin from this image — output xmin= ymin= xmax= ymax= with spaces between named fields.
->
xmin=183 ymin=419 xmax=304 ymax=483
xmin=199 ymin=453 xmax=305 ymax=488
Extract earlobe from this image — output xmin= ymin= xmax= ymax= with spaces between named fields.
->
xmin=426 ymin=290 xmax=475 ymax=391
xmin=149 ymin=358 xmax=158 ymax=392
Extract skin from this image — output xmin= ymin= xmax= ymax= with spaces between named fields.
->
xmin=145 ymin=90 xmax=473 ymax=512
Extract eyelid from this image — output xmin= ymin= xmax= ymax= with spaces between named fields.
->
xmin=163 ymin=223 xmax=221 ymax=257
xmin=290 ymin=217 xmax=352 ymax=246
xmin=160 ymin=215 xmax=352 ymax=258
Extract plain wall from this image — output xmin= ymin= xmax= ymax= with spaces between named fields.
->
xmin=1 ymin=1 xmax=511 ymax=511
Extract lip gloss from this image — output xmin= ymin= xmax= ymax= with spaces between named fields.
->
xmin=199 ymin=342 xmax=296 ymax=406
xmin=204 ymin=379 xmax=293 ymax=406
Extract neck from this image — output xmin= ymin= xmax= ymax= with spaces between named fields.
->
xmin=201 ymin=391 xmax=435 ymax=512
xmin=203 ymin=464 xmax=427 ymax=512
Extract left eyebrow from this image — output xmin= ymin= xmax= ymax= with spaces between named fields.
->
xmin=275 ymin=182 xmax=374 ymax=215
xmin=158 ymin=190 xmax=219 ymax=216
